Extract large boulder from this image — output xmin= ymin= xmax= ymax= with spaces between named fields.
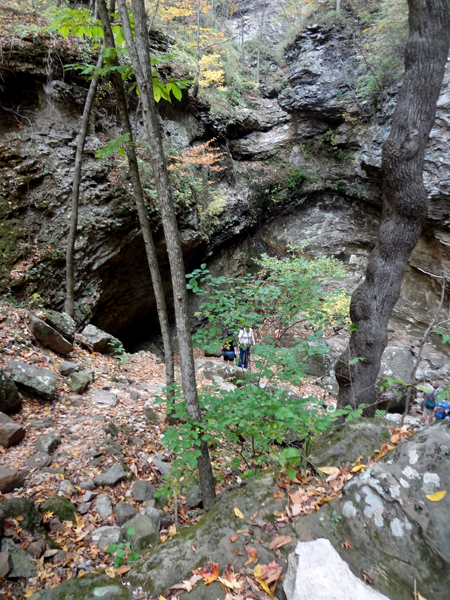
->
xmin=128 ymin=471 xmax=294 ymax=597
xmin=0 ymin=467 xmax=25 ymax=493
xmin=0 ymin=412 xmax=25 ymax=448
xmin=29 ymin=315 xmax=73 ymax=355
xmin=5 ymin=361 xmax=57 ymax=401
xmin=228 ymin=124 xmax=294 ymax=160
xmin=378 ymin=345 xmax=415 ymax=411
xmin=315 ymin=342 xmax=415 ymax=410
xmin=24 ymin=452 xmax=52 ymax=469
xmin=0 ymin=498 xmax=43 ymax=532
xmin=1 ymin=538 xmax=37 ymax=578
xmin=291 ymin=421 xmax=450 ymax=600
xmin=35 ymin=432 xmax=61 ymax=454
xmin=39 ymin=497 xmax=76 ymax=523
xmin=121 ymin=514 xmax=159 ymax=550
xmin=302 ymin=340 xmax=334 ymax=377
xmin=132 ymin=480 xmax=156 ymax=503
xmin=65 ymin=370 xmax=91 ymax=394
xmin=0 ymin=551 xmax=11 ymax=578
xmin=194 ymin=359 xmax=253 ymax=385
xmin=29 ymin=573 xmax=131 ymax=600
xmin=93 ymin=463 xmax=127 ymax=487
xmin=310 ymin=418 xmax=391 ymax=468
xmin=82 ymin=324 xmax=123 ymax=355
xmin=284 ymin=538 xmax=390 ymax=600
xmin=0 ymin=367 xmax=22 ymax=414
xmin=91 ymin=526 xmax=122 ymax=550
xmin=92 ymin=389 xmax=117 ymax=406
xmin=36 ymin=310 xmax=76 ymax=344
xmin=114 ymin=502 xmax=136 ymax=527
xmin=58 ymin=361 xmax=80 ymax=376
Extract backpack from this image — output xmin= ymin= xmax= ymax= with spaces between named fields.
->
xmin=435 ymin=400 xmax=450 ymax=420
xmin=424 ymin=392 xmax=436 ymax=410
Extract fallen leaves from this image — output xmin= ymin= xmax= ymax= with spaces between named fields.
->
xmin=351 ymin=464 xmax=367 ymax=473
xmin=230 ymin=534 xmax=238 ymax=542
xmin=317 ymin=466 xmax=340 ymax=476
xmin=244 ymin=546 xmax=258 ymax=565
xmin=105 ymin=566 xmax=115 ymax=579
xmin=269 ymin=535 xmax=292 ymax=550
xmin=254 ymin=561 xmax=283 ymax=596
xmin=202 ymin=563 xmax=220 ymax=585
xmin=169 ymin=574 xmax=203 ymax=592
xmin=182 ymin=561 xmax=283 ymax=598
xmin=388 ymin=425 xmax=413 ymax=446
xmin=234 ymin=507 xmax=244 ymax=519
xmin=343 ymin=540 xmax=353 ymax=550
xmin=426 ymin=490 xmax=447 ymax=501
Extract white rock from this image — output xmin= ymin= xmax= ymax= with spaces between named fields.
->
xmin=284 ymin=539 xmax=391 ymax=600
xmin=58 ymin=480 xmax=76 ymax=497
xmin=91 ymin=526 xmax=122 ymax=550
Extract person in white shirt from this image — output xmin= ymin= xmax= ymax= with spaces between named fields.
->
xmin=238 ymin=326 xmax=255 ymax=369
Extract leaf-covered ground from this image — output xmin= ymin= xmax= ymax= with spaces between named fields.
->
xmin=0 ymin=302 xmax=413 ymax=599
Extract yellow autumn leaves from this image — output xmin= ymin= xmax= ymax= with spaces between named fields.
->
xmin=426 ymin=490 xmax=447 ymax=502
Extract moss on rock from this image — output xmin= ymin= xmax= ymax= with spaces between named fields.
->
xmin=310 ymin=417 xmax=391 ymax=468
xmin=0 ymin=498 xmax=42 ymax=532
xmin=39 ymin=497 xmax=76 ymax=523
xmin=127 ymin=470 xmax=293 ymax=596
xmin=29 ymin=573 xmax=131 ymax=600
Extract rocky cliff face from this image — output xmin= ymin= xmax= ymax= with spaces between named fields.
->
xmin=1 ymin=9 xmax=449 ymax=344
xmin=223 ymin=11 xmax=450 ymax=337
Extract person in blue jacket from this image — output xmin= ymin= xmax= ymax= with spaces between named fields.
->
xmin=435 ymin=394 xmax=450 ymax=420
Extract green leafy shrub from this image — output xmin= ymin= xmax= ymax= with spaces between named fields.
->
xmin=155 ymin=251 xmax=359 ymax=501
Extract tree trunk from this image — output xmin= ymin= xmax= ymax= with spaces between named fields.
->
xmin=116 ymin=0 xmax=216 ymax=509
xmin=96 ymin=0 xmax=174 ymax=396
xmin=65 ymin=54 xmax=104 ymax=318
xmin=336 ymin=0 xmax=450 ymax=416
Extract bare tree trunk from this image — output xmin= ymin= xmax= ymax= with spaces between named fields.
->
xmin=336 ymin=0 xmax=450 ymax=416
xmin=65 ymin=54 xmax=104 ymax=318
xmin=336 ymin=0 xmax=340 ymax=15
xmin=97 ymin=0 xmax=174 ymax=396
xmin=117 ymin=0 xmax=216 ymax=509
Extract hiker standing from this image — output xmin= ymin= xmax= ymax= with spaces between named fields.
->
xmin=221 ymin=329 xmax=237 ymax=363
xmin=434 ymin=391 xmax=450 ymax=421
xmin=238 ymin=325 xmax=255 ymax=369
xmin=421 ymin=385 xmax=437 ymax=427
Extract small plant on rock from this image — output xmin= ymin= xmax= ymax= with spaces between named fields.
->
xmin=105 ymin=527 xmax=139 ymax=568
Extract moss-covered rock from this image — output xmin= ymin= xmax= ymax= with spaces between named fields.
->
xmin=29 ymin=573 xmax=131 ymax=600
xmin=309 ymin=418 xmax=391 ymax=468
xmin=293 ymin=421 xmax=450 ymax=600
xmin=0 ymin=498 xmax=42 ymax=532
xmin=0 ymin=367 xmax=22 ymax=414
xmin=128 ymin=471 xmax=294 ymax=597
xmin=39 ymin=497 xmax=76 ymax=523
xmin=1 ymin=538 xmax=37 ymax=578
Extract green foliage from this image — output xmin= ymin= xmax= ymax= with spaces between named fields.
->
xmin=354 ymin=0 xmax=408 ymax=104
xmin=49 ymin=8 xmax=188 ymax=103
xmin=96 ymin=133 xmax=131 ymax=159
xmin=156 ymin=252 xmax=356 ymax=500
xmin=286 ymin=168 xmax=308 ymax=189
xmin=105 ymin=527 xmax=139 ymax=568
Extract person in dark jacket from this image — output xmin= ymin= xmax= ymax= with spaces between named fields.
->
xmin=221 ymin=329 xmax=237 ymax=363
